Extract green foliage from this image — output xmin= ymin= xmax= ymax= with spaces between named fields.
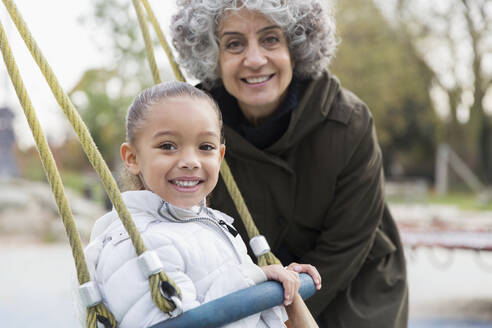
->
xmin=71 ymin=0 xmax=157 ymax=169
xmin=387 ymin=0 xmax=492 ymax=182
xmin=61 ymin=170 xmax=110 ymax=207
xmin=59 ymin=170 xmax=91 ymax=194
xmin=21 ymin=155 xmax=45 ymax=182
xmin=331 ymin=0 xmax=437 ymax=177
xmin=87 ymin=0 xmax=147 ymax=63
xmin=16 ymin=144 xmax=103 ymax=200
xmin=69 ymin=68 xmax=132 ymax=168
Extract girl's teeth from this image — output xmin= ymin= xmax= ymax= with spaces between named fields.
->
xmin=174 ymin=180 xmax=199 ymax=187
xmin=245 ymin=76 xmax=269 ymax=84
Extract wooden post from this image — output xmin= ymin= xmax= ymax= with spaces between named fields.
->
xmin=435 ymin=143 xmax=449 ymax=195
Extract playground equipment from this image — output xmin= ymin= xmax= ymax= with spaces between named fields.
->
xmin=398 ymin=219 xmax=492 ymax=272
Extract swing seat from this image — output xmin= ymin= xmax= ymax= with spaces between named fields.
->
xmin=150 ymin=273 xmax=316 ymax=328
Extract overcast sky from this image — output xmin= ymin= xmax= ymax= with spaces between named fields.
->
xmin=1 ymin=0 xmax=176 ymax=148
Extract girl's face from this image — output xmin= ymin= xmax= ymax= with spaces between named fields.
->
xmin=121 ymin=97 xmax=225 ymax=208
xmin=218 ymin=9 xmax=293 ymax=125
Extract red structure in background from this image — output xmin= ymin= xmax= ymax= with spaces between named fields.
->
xmin=397 ymin=219 xmax=492 ymax=271
xmin=398 ymin=221 xmax=492 ymax=251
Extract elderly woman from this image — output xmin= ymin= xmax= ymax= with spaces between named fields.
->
xmin=171 ymin=0 xmax=408 ymax=327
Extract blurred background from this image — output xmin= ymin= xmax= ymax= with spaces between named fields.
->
xmin=1 ymin=0 xmax=491 ymax=327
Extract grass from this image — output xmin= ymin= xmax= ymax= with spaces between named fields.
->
xmin=387 ymin=191 xmax=492 ymax=211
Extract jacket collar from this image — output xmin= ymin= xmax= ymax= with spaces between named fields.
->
xmin=212 ymin=77 xmax=303 ymax=150
xmin=205 ymin=71 xmax=342 ymax=160
xmin=89 ymin=190 xmax=231 ymax=243
xmin=268 ymin=71 xmax=341 ymax=154
xmin=119 ymin=190 xmax=236 ymax=226
xmin=120 ymin=190 xmax=206 ymax=220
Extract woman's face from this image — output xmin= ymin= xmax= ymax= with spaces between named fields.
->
xmin=218 ymin=9 xmax=293 ymax=125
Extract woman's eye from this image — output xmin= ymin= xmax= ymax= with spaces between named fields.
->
xmin=199 ymin=144 xmax=215 ymax=151
xmin=159 ymin=143 xmax=176 ymax=150
xmin=225 ymin=40 xmax=244 ymax=52
xmin=263 ymin=36 xmax=280 ymax=46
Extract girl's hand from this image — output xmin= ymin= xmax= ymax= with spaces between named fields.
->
xmin=285 ymin=263 xmax=322 ymax=291
xmin=261 ymin=264 xmax=300 ymax=306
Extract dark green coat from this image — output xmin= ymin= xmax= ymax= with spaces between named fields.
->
xmin=209 ymin=72 xmax=408 ymax=327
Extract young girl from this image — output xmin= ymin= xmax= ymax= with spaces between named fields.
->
xmin=85 ymin=81 xmax=321 ymax=328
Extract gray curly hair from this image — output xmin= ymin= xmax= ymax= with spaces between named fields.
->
xmin=171 ymin=0 xmax=338 ymax=88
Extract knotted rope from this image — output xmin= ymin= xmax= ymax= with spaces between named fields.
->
xmin=135 ymin=0 xmax=281 ymax=266
xmin=1 ymin=0 xmax=180 ymax=319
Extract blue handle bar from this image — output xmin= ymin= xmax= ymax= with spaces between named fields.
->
xmin=150 ymin=273 xmax=316 ymax=328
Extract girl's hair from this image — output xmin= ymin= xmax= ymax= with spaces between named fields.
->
xmin=119 ymin=81 xmax=223 ymax=191
xmin=171 ymin=0 xmax=338 ymax=89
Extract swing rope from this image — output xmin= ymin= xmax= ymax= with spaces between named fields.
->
xmin=140 ymin=0 xmax=185 ymax=82
xmin=134 ymin=0 xmax=281 ymax=267
xmin=0 ymin=18 xmax=117 ymax=328
xmin=132 ymin=0 xmax=161 ymax=84
xmin=1 ymin=0 xmax=180 ymax=319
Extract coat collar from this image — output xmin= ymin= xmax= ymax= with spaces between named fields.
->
xmin=211 ymin=77 xmax=303 ymax=150
xmin=205 ymin=71 xmax=343 ymax=160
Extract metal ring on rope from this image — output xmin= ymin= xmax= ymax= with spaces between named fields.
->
xmin=159 ymin=281 xmax=183 ymax=316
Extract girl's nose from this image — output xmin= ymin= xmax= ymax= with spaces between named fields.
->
xmin=178 ymin=150 xmax=200 ymax=169
xmin=243 ymin=42 xmax=267 ymax=69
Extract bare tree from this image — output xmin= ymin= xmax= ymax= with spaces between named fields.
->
xmin=375 ymin=0 xmax=492 ymax=181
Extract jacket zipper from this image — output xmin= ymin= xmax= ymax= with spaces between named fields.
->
xmin=157 ymin=202 xmax=243 ymax=263
xmin=218 ymin=220 xmax=239 ymax=237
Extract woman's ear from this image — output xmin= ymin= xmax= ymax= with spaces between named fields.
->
xmin=121 ymin=142 xmax=140 ymax=175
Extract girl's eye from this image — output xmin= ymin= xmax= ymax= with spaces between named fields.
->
xmin=159 ymin=142 xmax=177 ymax=150
xmin=199 ymin=144 xmax=215 ymax=151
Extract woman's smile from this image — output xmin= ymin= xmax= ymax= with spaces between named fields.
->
xmin=242 ymin=74 xmax=274 ymax=85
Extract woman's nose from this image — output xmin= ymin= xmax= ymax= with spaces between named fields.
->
xmin=243 ymin=42 xmax=267 ymax=69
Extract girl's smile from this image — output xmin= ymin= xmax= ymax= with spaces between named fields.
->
xmin=170 ymin=177 xmax=203 ymax=192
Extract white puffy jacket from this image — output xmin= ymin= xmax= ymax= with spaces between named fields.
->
xmin=85 ymin=190 xmax=287 ymax=328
